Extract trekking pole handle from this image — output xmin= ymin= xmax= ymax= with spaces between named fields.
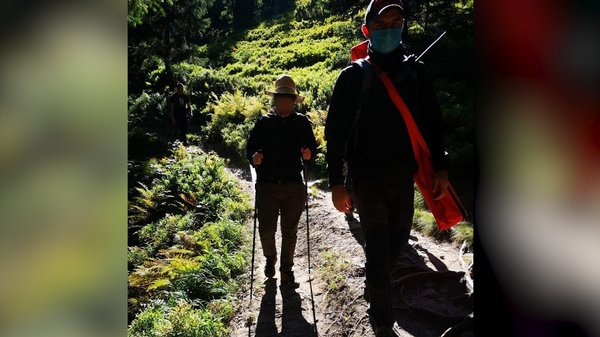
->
xmin=415 ymin=31 xmax=446 ymax=62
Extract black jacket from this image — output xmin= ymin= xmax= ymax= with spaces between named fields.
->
xmin=325 ymin=45 xmax=446 ymax=187
xmin=169 ymin=93 xmax=190 ymax=116
xmin=246 ymin=109 xmax=317 ymax=183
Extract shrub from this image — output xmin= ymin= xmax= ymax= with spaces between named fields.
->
xmin=414 ymin=187 xmax=425 ymax=210
xmin=202 ymin=91 xmax=265 ymax=165
xmin=413 ymin=209 xmax=452 ymax=241
xmin=130 ymin=145 xmax=250 ymax=225
xmin=128 ymin=144 xmax=252 ymax=322
xmin=451 ymin=221 xmax=473 ymax=249
xmin=413 ymin=208 xmax=438 ymax=237
xmin=318 ymin=250 xmax=350 ymax=294
xmin=128 ymin=304 xmax=171 ymax=337
xmin=129 ymin=182 xmax=173 ymax=225
xmin=128 ymin=91 xmax=168 ymax=129
xmin=130 ymin=222 xmax=247 ymax=305
xmin=128 ymin=246 xmax=151 ymax=270
xmin=128 ymin=301 xmax=229 ymax=337
xmin=137 ymin=213 xmax=197 ymax=254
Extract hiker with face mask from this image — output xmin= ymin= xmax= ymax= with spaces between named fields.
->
xmin=246 ymin=74 xmax=317 ymax=289
xmin=325 ymin=1 xmax=449 ymax=336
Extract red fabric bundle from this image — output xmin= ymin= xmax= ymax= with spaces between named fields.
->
xmin=378 ymin=72 xmax=465 ymax=230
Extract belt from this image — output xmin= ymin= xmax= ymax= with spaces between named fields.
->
xmin=258 ymin=177 xmax=302 ymax=184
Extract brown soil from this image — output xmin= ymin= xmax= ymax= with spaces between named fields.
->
xmin=229 ymin=170 xmax=473 ymax=337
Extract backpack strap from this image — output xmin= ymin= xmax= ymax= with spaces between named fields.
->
xmin=343 ymin=55 xmax=419 ymax=157
xmin=344 ymin=58 xmax=375 ymax=157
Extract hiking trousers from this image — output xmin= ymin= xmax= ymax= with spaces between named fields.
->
xmin=256 ymin=182 xmax=305 ymax=272
xmin=351 ymin=176 xmax=414 ymax=328
xmin=174 ymin=111 xmax=188 ymax=144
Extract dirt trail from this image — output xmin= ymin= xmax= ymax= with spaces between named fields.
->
xmin=229 ymin=170 xmax=473 ymax=337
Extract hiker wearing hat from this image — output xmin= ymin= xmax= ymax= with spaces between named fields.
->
xmin=325 ymin=1 xmax=448 ymax=336
xmin=168 ymin=82 xmax=192 ymax=145
xmin=246 ymin=74 xmax=317 ymax=288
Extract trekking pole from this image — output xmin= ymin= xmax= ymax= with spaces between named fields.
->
xmin=246 ymin=182 xmax=258 ymax=337
xmin=250 ymin=190 xmax=257 ymax=302
xmin=249 ymin=165 xmax=258 ymax=308
xmin=415 ymin=31 xmax=446 ymax=62
xmin=303 ymin=160 xmax=319 ymax=336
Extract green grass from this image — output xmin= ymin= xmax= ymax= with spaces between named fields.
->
xmin=128 ymin=300 xmax=230 ymax=337
xmin=451 ymin=221 xmax=473 ymax=249
xmin=413 ymin=208 xmax=473 ymax=249
xmin=413 ymin=208 xmax=439 ymax=237
xmin=318 ymin=250 xmax=351 ymax=294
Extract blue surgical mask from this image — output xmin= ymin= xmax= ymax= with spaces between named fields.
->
xmin=369 ymin=27 xmax=403 ymax=54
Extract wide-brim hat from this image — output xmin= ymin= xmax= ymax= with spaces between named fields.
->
xmin=265 ymin=74 xmax=305 ymax=103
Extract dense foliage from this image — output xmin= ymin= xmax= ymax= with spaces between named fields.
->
xmin=128 ymin=145 xmax=251 ymax=335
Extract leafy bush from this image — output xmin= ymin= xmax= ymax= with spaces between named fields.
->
xmin=318 ymin=250 xmax=351 ymax=294
xmin=128 ymin=301 xmax=229 ymax=337
xmin=295 ymin=0 xmax=330 ymax=21
xmin=295 ymin=0 xmax=359 ymax=21
xmin=128 ymin=145 xmax=251 ymax=325
xmin=137 ymin=213 xmax=197 ymax=254
xmin=129 ymin=91 xmax=168 ymax=129
xmin=129 ymin=145 xmax=251 ymax=227
xmin=129 ymin=182 xmax=173 ymax=225
xmin=413 ymin=208 xmax=440 ymax=238
xmin=413 ymin=208 xmax=454 ymax=241
xmin=451 ymin=221 xmax=473 ymax=249
xmin=202 ymin=91 xmax=265 ymax=165
xmin=128 ymin=304 xmax=171 ymax=337
xmin=306 ymin=109 xmax=328 ymax=175
xmin=129 ymin=220 xmax=248 ymax=306
xmin=127 ymin=91 xmax=177 ymax=160
xmin=413 ymin=187 xmax=425 ymax=210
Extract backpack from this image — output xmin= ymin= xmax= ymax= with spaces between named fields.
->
xmin=345 ymin=41 xmax=418 ymax=156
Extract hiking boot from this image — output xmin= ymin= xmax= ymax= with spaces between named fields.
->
xmin=264 ymin=258 xmax=276 ymax=278
xmin=280 ymin=270 xmax=300 ymax=288
xmin=375 ymin=326 xmax=398 ymax=337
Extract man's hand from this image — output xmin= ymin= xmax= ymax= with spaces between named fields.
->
xmin=432 ymin=170 xmax=449 ymax=200
xmin=301 ymin=147 xmax=311 ymax=161
xmin=252 ymin=152 xmax=264 ymax=166
xmin=331 ymin=185 xmax=352 ymax=213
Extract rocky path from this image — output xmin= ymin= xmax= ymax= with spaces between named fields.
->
xmin=228 ymin=171 xmax=473 ymax=337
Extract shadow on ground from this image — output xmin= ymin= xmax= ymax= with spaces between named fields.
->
xmin=345 ymin=215 xmax=474 ymax=337
xmin=254 ymin=279 xmax=317 ymax=337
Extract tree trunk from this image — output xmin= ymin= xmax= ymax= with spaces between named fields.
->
xmin=162 ymin=29 xmax=174 ymax=87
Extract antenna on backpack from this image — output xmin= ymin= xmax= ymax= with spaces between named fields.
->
xmin=415 ymin=31 xmax=447 ymax=62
